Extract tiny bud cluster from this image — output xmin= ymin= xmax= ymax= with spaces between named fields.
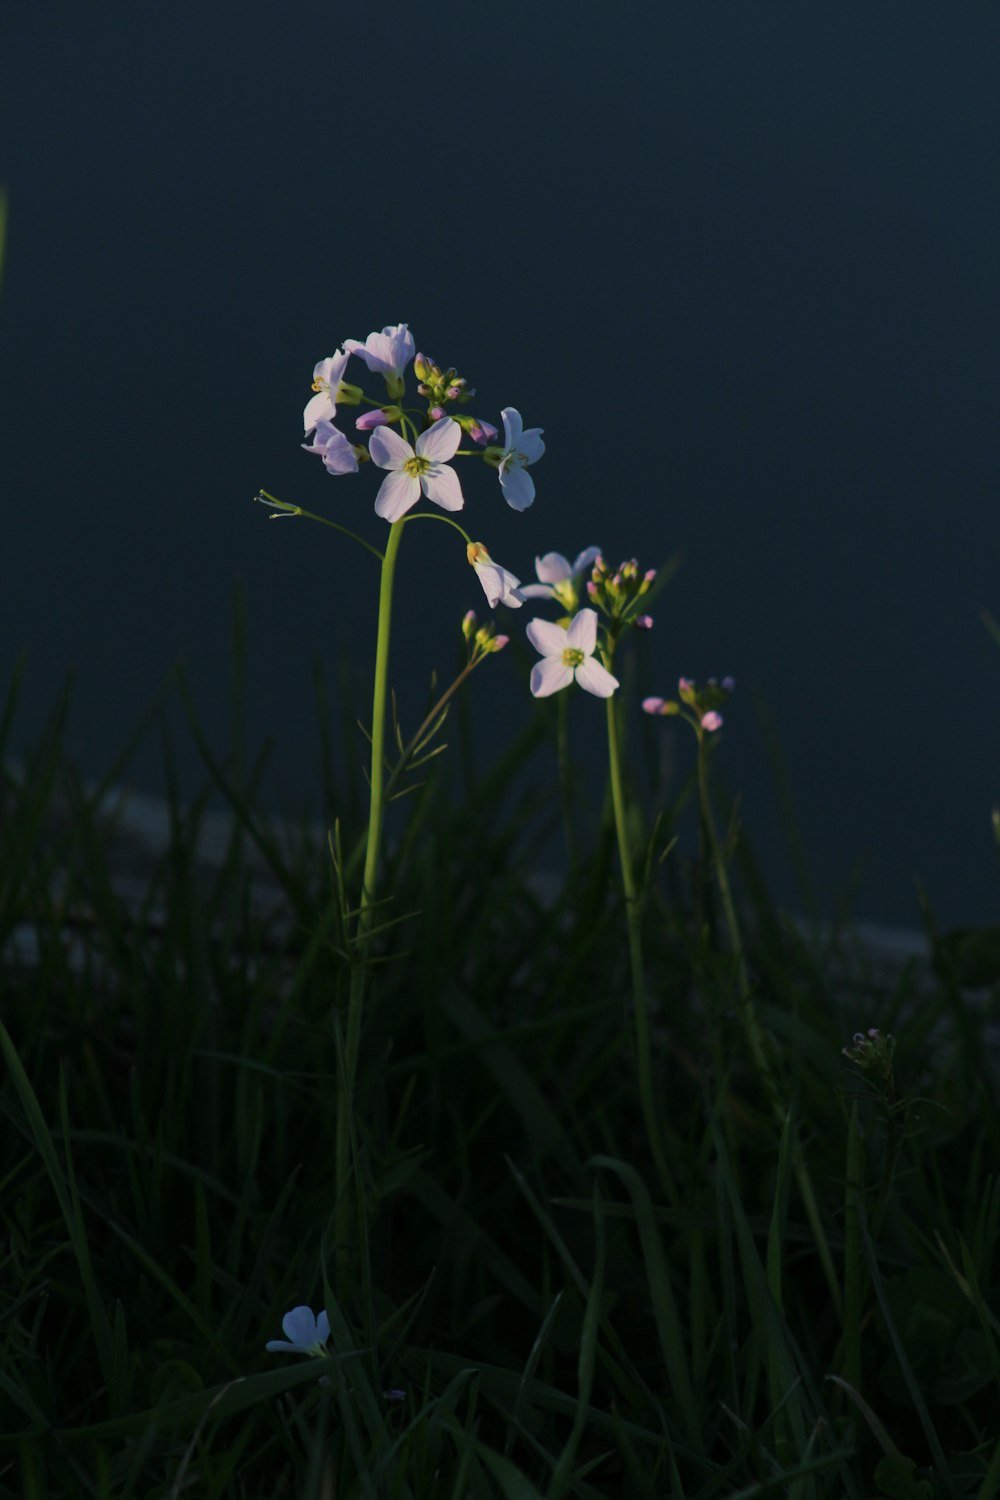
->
xmin=586 ymin=555 xmax=657 ymax=631
xmin=643 ymin=675 xmax=734 ymax=734
xmin=842 ymin=1027 xmax=896 ymax=1078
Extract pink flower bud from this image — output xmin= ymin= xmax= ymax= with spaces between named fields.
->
xmin=429 ymin=405 xmax=445 ymax=421
xmin=642 ymin=696 xmax=668 ymax=715
xmin=467 ymin=418 xmax=499 ymax=445
xmin=701 ymin=711 xmax=723 ymax=732
xmin=635 ymin=614 xmax=653 ymax=629
xmin=678 ymin=677 xmax=694 ymax=693
xmin=355 ymin=408 xmax=393 ymax=431
xmin=493 ymin=634 xmax=509 ymax=652
xmin=644 ymin=569 xmax=657 ymax=583
xmin=586 ymin=581 xmax=597 ymax=598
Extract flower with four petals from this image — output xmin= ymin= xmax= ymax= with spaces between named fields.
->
xmin=301 ymin=420 xmax=359 ymax=475
xmin=519 ymin=546 xmax=601 ymax=609
xmin=526 ymin=609 xmax=619 ymax=698
xmin=497 ymin=407 xmax=545 ymax=511
xmin=369 ymin=416 xmax=465 ymax=521
xmin=265 ymin=1306 xmax=331 ymax=1357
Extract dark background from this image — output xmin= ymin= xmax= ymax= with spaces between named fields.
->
xmin=2 ymin=0 xmax=998 ymax=927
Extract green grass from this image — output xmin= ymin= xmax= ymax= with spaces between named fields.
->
xmin=2 ymin=634 xmax=1000 ymax=1500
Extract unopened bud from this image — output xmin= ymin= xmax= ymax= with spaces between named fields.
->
xmin=461 ymin=610 xmax=477 ymax=640
xmin=414 ymin=353 xmax=434 ymax=382
xmin=355 ymin=407 xmax=397 ymax=431
xmin=635 ymin=614 xmax=653 ymax=629
xmin=429 ymin=405 xmax=445 ymax=421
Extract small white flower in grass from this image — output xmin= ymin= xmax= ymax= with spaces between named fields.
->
xmin=344 ymin=323 xmax=415 ymax=398
xmin=369 ymin=416 xmax=464 ymax=521
xmin=265 ymin=1306 xmax=331 ymax=1356
xmin=526 ymin=608 xmax=619 ymax=698
xmin=519 ymin=546 xmax=601 ymax=607
xmin=497 ymin=407 xmax=544 ymax=511
xmin=301 ymin=420 xmax=359 ymax=475
xmin=304 ymin=351 xmax=351 ymax=433
xmin=467 ymin=542 xmax=526 ymax=609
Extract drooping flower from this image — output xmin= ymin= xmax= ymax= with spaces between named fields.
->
xmin=301 ymin=420 xmax=359 ymax=475
xmin=466 ymin=542 xmax=525 ymax=609
xmin=497 ymin=407 xmax=545 ymax=511
xmin=519 ymin=546 xmax=601 ymax=609
xmin=265 ymin=1306 xmax=331 ymax=1356
xmin=304 ymin=351 xmax=351 ymax=433
xmin=355 ymin=407 xmax=398 ymax=431
xmin=369 ymin=416 xmax=464 ymax=521
xmin=344 ymin=323 xmax=415 ymax=398
xmin=526 ymin=608 xmax=619 ymax=698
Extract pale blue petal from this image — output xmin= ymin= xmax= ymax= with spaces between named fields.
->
xmin=282 ymin=1307 xmax=319 ymax=1346
xmin=316 ymin=1311 xmax=331 ymax=1344
xmin=499 ymin=465 xmax=535 ymax=511
xmin=500 ymin=406 xmax=522 ymax=448
xmin=518 ymin=428 xmax=545 ymax=463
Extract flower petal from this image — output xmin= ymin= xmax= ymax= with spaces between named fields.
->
xmin=534 ymin=552 xmax=572 ymax=584
xmin=530 ymin=658 xmax=574 ymax=697
xmin=303 ymin=390 xmax=335 ymax=432
xmin=315 ymin=1310 xmax=331 ymax=1344
xmin=571 ymin=546 xmax=602 ymax=576
xmin=374 ymin=470 xmax=420 ymax=521
xmin=281 ymin=1307 xmax=320 ymax=1347
xmin=526 ymin=618 xmax=568 ymax=657
xmin=421 ymin=463 xmax=465 ymax=512
xmin=575 ymin=658 xmax=619 ymax=698
xmin=518 ymin=582 xmax=555 ymax=598
xmin=565 ymin=608 xmax=598 ymax=654
xmin=369 ymin=425 xmax=412 ymax=470
xmin=517 ymin=427 xmax=545 ymax=463
xmin=499 ymin=464 xmax=535 ymax=511
xmin=265 ymin=1338 xmax=299 ymax=1352
xmin=416 ymin=415 xmax=461 ymax=463
xmin=500 ymin=407 xmax=523 ymax=447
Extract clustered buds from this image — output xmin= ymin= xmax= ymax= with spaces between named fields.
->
xmin=461 ymin=609 xmax=509 ymax=660
xmin=585 ymin=556 xmax=657 ymax=634
xmin=415 ymin=353 xmax=475 ymax=407
xmin=643 ymin=676 xmax=734 ymax=734
xmin=842 ymin=1027 xmax=896 ymax=1078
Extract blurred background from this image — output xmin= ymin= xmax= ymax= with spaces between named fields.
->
xmin=2 ymin=0 xmax=998 ymax=927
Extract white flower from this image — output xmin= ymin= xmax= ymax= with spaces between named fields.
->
xmin=369 ymin=417 xmax=464 ymax=521
xmin=519 ymin=546 xmax=601 ymax=605
xmin=526 ymin=609 xmax=619 ymax=698
xmin=497 ymin=407 xmax=545 ymax=511
xmin=344 ymin=323 xmax=415 ymax=397
xmin=466 ymin=542 xmax=525 ymax=609
xmin=304 ymin=351 xmax=351 ymax=434
xmin=301 ymin=420 xmax=359 ymax=474
xmin=265 ymin=1306 xmax=331 ymax=1356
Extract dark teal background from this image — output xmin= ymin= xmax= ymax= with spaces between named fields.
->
xmin=3 ymin=0 xmax=998 ymax=925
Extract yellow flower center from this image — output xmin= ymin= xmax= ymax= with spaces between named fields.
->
xmin=403 ymin=456 xmax=431 ymax=478
xmin=561 ymin=647 xmax=585 ymax=668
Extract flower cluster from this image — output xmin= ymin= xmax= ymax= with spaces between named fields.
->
xmin=643 ymin=676 xmax=734 ymax=734
xmin=842 ymin=1027 xmax=896 ymax=1078
xmin=300 ymin=323 xmax=543 ymax=523
xmin=586 ymin=556 xmax=657 ymax=632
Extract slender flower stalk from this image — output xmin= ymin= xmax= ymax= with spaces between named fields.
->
xmin=604 ymin=677 xmax=678 ymax=1207
xmin=335 ymin=519 xmax=405 ymax=1289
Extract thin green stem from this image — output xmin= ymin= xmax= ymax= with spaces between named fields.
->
xmin=335 ymin=519 xmax=405 ymax=1293
xmin=605 ymin=691 xmax=678 ymax=1206
xmin=256 ymin=491 xmax=385 ymax=563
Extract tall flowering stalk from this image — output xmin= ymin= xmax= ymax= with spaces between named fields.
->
xmin=526 ymin=555 xmax=677 ymax=1204
xmin=257 ymin=323 xmax=540 ymax=1290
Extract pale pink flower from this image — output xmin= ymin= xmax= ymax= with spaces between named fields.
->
xmin=301 ymin=420 xmax=359 ymax=475
xmin=466 ymin=542 xmax=525 ymax=609
xmin=526 ymin=609 xmax=618 ymax=698
xmin=304 ymin=351 xmax=351 ymax=433
xmin=498 ymin=407 xmax=545 ymax=511
xmin=369 ymin=416 xmax=464 ymax=521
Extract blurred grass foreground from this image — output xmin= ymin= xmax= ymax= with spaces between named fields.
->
xmin=2 ymin=609 xmax=1000 ymax=1500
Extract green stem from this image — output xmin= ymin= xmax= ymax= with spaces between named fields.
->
xmin=256 ymin=492 xmax=385 ymax=563
xmin=335 ymin=519 xmax=405 ymax=1293
xmin=695 ymin=730 xmax=843 ymax=1316
xmin=605 ymin=692 xmax=678 ymax=1206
